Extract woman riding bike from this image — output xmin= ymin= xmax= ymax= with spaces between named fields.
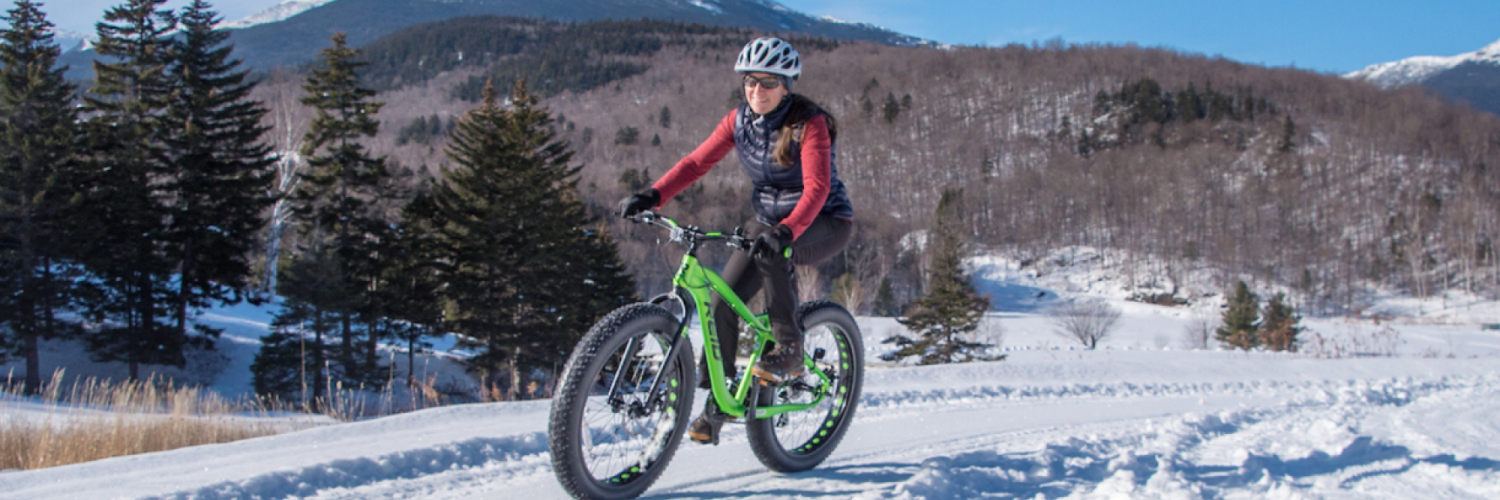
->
xmin=618 ymin=37 xmax=854 ymax=446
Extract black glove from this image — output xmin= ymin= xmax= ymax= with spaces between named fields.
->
xmin=617 ymin=188 xmax=660 ymax=218
xmin=751 ymin=224 xmax=794 ymax=261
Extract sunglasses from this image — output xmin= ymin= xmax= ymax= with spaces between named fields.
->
xmin=742 ymin=75 xmax=784 ymax=90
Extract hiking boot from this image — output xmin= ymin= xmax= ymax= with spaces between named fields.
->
xmin=687 ymin=399 xmax=734 ymax=445
xmin=751 ymin=340 xmax=805 ymax=383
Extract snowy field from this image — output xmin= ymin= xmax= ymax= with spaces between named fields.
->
xmin=2 ymin=249 xmax=1499 ymax=499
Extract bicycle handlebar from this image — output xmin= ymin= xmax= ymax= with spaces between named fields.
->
xmin=627 ymin=211 xmax=755 ymax=252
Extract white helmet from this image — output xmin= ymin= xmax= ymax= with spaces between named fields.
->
xmin=735 ymin=37 xmax=801 ymax=80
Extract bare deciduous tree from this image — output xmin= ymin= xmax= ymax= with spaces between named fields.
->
xmin=1047 ymin=299 xmax=1122 ymax=349
xmin=1182 ymin=315 xmax=1216 ymax=350
xmin=257 ymin=68 xmax=312 ymax=293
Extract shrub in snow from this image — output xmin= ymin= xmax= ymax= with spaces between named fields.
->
xmin=1047 ymin=299 xmax=1121 ymax=349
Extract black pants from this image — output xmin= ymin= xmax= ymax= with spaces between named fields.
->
xmin=699 ymin=214 xmax=853 ymax=386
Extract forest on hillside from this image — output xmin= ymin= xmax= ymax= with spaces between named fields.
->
xmin=250 ymin=17 xmax=1500 ymax=318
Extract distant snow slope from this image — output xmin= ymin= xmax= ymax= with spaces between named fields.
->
xmin=220 ymin=0 xmax=338 ymax=30
xmin=53 ymin=29 xmax=93 ymax=53
xmin=1346 ymin=38 xmax=1500 ymax=88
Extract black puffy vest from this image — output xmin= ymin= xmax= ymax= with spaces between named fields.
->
xmin=733 ymin=100 xmax=854 ymax=226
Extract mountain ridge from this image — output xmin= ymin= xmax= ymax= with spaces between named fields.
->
xmin=1345 ymin=38 xmax=1500 ymax=88
xmin=1345 ymin=37 xmax=1500 ymax=116
xmin=59 ymin=0 xmax=922 ymax=80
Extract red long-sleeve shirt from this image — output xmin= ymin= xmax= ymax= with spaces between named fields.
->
xmin=652 ymin=110 xmax=833 ymax=240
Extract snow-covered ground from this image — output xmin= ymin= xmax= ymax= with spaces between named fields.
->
xmin=3 ymin=249 xmax=1499 ymax=499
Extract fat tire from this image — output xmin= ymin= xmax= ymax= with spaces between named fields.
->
xmin=548 ymin=303 xmax=695 ymax=500
xmin=746 ymin=300 xmax=864 ymax=472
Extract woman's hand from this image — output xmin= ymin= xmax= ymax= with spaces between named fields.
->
xmin=618 ymin=188 xmax=660 ymax=217
xmin=752 ymin=224 xmax=794 ymax=261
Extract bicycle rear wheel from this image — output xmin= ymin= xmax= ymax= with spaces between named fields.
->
xmin=549 ymin=304 xmax=696 ymax=500
xmin=746 ymin=300 xmax=864 ymax=472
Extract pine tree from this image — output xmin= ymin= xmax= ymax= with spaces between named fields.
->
xmin=417 ymin=79 xmax=634 ymax=399
xmin=1216 ymin=281 xmax=1261 ymax=350
xmin=253 ymin=241 xmax=346 ymax=409
xmin=872 ymin=277 xmax=897 ymax=317
xmin=289 ymin=32 xmax=391 ymax=384
xmin=80 ymin=0 xmax=181 ymax=380
xmin=884 ymin=189 xmax=995 ymax=364
xmin=0 ymin=0 xmax=84 ymax=394
xmin=161 ymin=0 xmax=274 ymax=346
xmin=882 ymin=92 xmax=900 ymax=123
xmin=1259 ymin=292 xmax=1301 ymax=352
xmin=1277 ymin=115 xmax=1296 ymax=153
xmin=376 ymin=201 xmax=445 ymax=389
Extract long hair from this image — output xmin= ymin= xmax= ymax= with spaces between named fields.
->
xmin=773 ymin=93 xmax=838 ymax=168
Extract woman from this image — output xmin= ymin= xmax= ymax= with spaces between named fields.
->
xmin=618 ymin=37 xmax=854 ymax=445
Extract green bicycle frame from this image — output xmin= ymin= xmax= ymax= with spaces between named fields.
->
xmin=662 ymin=226 xmax=832 ymax=420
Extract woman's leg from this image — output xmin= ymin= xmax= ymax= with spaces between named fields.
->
xmin=762 ymin=215 xmax=853 ymax=335
xmin=790 ymin=216 xmax=854 ymax=266
xmin=709 ymin=214 xmax=852 ymax=383
xmin=752 ymin=215 xmax=853 ymax=381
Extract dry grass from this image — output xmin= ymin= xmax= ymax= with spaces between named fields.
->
xmin=0 ymin=364 xmax=470 ymax=472
xmin=0 ymin=370 xmax=308 ymax=471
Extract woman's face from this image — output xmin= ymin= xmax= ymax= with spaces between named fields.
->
xmin=742 ymin=72 xmax=788 ymax=115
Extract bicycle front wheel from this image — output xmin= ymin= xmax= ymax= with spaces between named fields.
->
xmin=746 ymin=300 xmax=864 ymax=472
xmin=549 ymin=304 xmax=696 ymax=500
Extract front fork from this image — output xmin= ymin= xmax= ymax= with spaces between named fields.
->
xmin=640 ymin=286 xmax=829 ymax=421
xmin=637 ymin=291 xmax=696 ymax=415
xmin=639 ymin=286 xmax=764 ymax=420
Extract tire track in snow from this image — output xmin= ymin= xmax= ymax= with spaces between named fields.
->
xmin=850 ymin=375 xmax=1500 ymax=500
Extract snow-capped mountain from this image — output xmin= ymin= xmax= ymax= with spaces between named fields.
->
xmin=219 ymin=0 xmax=339 ymax=30
xmin=1345 ymin=38 xmax=1500 ymax=89
xmin=1345 ymin=37 xmax=1500 ymax=117
xmin=54 ymin=28 xmax=94 ymax=53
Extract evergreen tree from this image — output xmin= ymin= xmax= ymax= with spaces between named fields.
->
xmin=1259 ymin=292 xmax=1301 ymax=352
xmin=252 ymin=240 xmax=345 ymax=409
xmin=80 ymin=0 xmax=181 ymax=380
xmin=872 ymin=277 xmax=897 ymax=317
xmin=289 ymin=32 xmax=391 ymax=384
xmin=161 ymin=0 xmax=274 ymax=345
xmin=416 ymin=79 xmax=634 ymax=400
xmin=1277 ymin=115 xmax=1296 ymax=153
xmin=613 ymin=125 xmax=638 ymax=145
xmin=658 ymin=105 xmax=670 ymax=128
xmin=1216 ymin=281 xmax=1260 ymax=350
xmin=0 ymin=0 xmax=84 ymax=394
xmin=884 ymin=189 xmax=995 ymax=364
xmin=882 ymin=92 xmax=900 ymax=123
xmin=377 ymin=201 xmax=444 ymax=389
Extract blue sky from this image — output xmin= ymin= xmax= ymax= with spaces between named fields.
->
xmin=41 ymin=0 xmax=1500 ymax=74
xmin=778 ymin=0 xmax=1500 ymax=73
